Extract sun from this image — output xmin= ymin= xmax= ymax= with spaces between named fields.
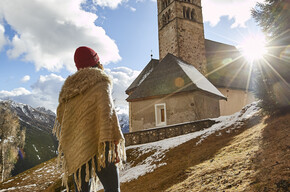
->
xmin=239 ymin=34 xmax=267 ymax=63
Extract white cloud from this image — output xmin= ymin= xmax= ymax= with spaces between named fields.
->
xmin=105 ymin=67 xmax=140 ymax=108
xmin=93 ymin=0 xmax=127 ymax=9
xmin=0 ymin=0 xmax=122 ymax=72
xmin=0 ymin=87 xmax=31 ymax=97
xmin=0 ymin=24 xmax=7 ymax=50
xmin=0 ymin=67 xmax=140 ymax=113
xmin=0 ymin=74 xmax=64 ymax=112
xmin=124 ymin=4 xmax=136 ymax=12
xmin=130 ymin=7 xmax=137 ymax=12
xmin=21 ymin=75 xmax=30 ymax=83
xmin=202 ymin=0 xmax=264 ymax=28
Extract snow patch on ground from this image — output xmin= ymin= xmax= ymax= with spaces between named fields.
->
xmin=32 ymin=144 xmax=39 ymax=153
xmin=1 ymin=179 xmax=14 ymax=185
xmin=0 ymin=184 xmax=37 ymax=191
xmin=119 ymin=102 xmax=260 ymax=183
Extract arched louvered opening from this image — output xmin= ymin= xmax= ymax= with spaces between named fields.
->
xmin=167 ymin=9 xmax=171 ymax=21
xmin=191 ymin=8 xmax=195 ymax=21
xmin=162 ymin=14 xmax=166 ymax=26
xmin=161 ymin=0 xmax=166 ymax=9
xmin=186 ymin=7 xmax=190 ymax=19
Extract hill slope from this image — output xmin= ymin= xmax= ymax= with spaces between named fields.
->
xmin=121 ymin=107 xmax=289 ymax=192
xmin=0 ymin=102 xmax=289 ymax=192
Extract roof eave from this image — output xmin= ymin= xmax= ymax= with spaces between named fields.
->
xmin=126 ymin=89 xmax=227 ymax=102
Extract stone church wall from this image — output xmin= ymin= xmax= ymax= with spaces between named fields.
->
xmin=158 ymin=0 xmax=207 ymax=75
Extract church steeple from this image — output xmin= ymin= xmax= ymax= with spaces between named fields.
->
xmin=157 ymin=0 xmax=207 ymax=75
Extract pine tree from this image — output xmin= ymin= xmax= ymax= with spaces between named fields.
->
xmin=0 ymin=103 xmax=26 ymax=181
xmin=252 ymin=0 xmax=290 ymax=114
xmin=252 ymin=0 xmax=289 ymax=40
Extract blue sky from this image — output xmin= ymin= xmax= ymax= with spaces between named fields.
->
xmin=0 ymin=0 xmax=265 ymax=113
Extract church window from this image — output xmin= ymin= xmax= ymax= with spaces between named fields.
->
xmin=161 ymin=0 xmax=171 ymax=10
xmin=191 ymin=9 xmax=195 ymax=21
xmin=161 ymin=0 xmax=166 ymax=9
xmin=186 ymin=7 xmax=190 ymax=19
xmin=165 ymin=13 xmax=168 ymax=23
xmin=162 ymin=14 xmax=166 ymax=26
xmin=155 ymin=103 xmax=167 ymax=126
xmin=167 ymin=9 xmax=171 ymax=21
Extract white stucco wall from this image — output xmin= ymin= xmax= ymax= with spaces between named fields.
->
xmin=128 ymin=91 xmax=220 ymax=132
xmin=218 ymin=88 xmax=256 ymax=116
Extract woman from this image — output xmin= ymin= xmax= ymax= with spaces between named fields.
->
xmin=53 ymin=46 xmax=126 ymax=192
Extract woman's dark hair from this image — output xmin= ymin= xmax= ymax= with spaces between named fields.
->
xmin=92 ymin=61 xmax=104 ymax=70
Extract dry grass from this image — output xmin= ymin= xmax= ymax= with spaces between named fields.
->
xmin=120 ymin=115 xmax=263 ymax=192
xmin=0 ymin=158 xmax=62 ymax=192
xmin=121 ymin=112 xmax=289 ymax=192
xmin=249 ymin=113 xmax=290 ymax=192
xmin=1 ymin=111 xmax=289 ymax=192
xmin=166 ymin=117 xmax=264 ymax=191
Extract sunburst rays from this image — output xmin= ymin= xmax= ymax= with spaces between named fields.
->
xmin=132 ymin=28 xmax=289 ymax=117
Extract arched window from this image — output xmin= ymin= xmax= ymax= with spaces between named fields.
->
xmin=166 ymin=12 xmax=170 ymax=22
xmin=191 ymin=9 xmax=195 ymax=21
xmin=162 ymin=0 xmax=166 ymax=9
xmin=162 ymin=14 xmax=166 ymax=26
xmin=186 ymin=7 xmax=190 ymax=19
xmin=183 ymin=6 xmax=186 ymax=18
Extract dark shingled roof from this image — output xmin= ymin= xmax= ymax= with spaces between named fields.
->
xmin=126 ymin=59 xmax=159 ymax=94
xmin=126 ymin=54 xmax=226 ymax=101
xmin=205 ymin=39 xmax=255 ymax=91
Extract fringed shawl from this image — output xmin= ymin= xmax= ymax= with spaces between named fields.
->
xmin=53 ymin=67 xmax=126 ymax=191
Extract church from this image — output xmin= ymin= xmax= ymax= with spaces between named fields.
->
xmin=126 ymin=0 xmax=255 ymax=132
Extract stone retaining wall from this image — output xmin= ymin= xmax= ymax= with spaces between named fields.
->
xmin=124 ymin=119 xmax=217 ymax=146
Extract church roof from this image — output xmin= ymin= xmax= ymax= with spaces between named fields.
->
xmin=205 ymin=39 xmax=255 ymax=91
xmin=126 ymin=59 xmax=159 ymax=94
xmin=126 ymin=53 xmax=226 ymax=101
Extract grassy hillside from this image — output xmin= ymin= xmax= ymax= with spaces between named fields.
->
xmin=0 ymin=104 xmax=289 ymax=192
xmin=122 ymin=112 xmax=289 ymax=192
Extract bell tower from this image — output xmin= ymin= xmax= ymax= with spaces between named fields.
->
xmin=157 ymin=0 xmax=207 ymax=75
